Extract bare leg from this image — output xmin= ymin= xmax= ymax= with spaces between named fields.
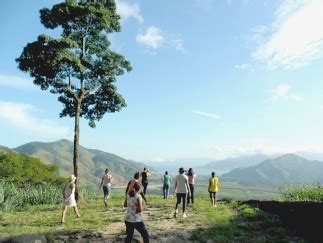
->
xmin=104 ymin=194 xmax=110 ymax=207
xmin=73 ymin=206 xmax=81 ymax=218
xmin=61 ymin=206 xmax=67 ymax=223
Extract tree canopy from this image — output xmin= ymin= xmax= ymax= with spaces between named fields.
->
xmin=0 ymin=151 xmax=64 ymax=186
xmin=16 ymin=0 xmax=132 ymax=180
xmin=16 ymin=0 xmax=132 ymax=128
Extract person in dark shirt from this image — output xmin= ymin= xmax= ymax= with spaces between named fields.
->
xmin=141 ymin=168 xmax=150 ymax=195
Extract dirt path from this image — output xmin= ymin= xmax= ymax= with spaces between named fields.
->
xmin=53 ymin=206 xmax=201 ymax=242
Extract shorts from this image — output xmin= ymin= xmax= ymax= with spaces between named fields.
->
xmin=103 ymin=186 xmax=110 ymax=196
xmin=209 ymin=191 xmax=217 ymax=199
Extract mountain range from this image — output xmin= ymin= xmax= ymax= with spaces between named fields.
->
xmin=6 ymin=139 xmax=149 ymax=186
xmin=198 ymin=154 xmax=272 ymax=171
xmin=2 ymin=139 xmax=323 ymax=187
xmin=221 ymin=154 xmax=323 ymax=185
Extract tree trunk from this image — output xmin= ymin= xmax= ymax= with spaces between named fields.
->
xmin=73 ymin=101 xmax=81 ymax=202
xmin=73 ymin=102 xmax=81 ymax=178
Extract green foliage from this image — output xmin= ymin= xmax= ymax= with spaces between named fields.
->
xmin=192 ymin=202 xmax=298 ymax=242
xmin=0 ymin=151 xmax=63 ymax=186
xmin=0 ymin=180 xmax=104 ymax=212
xmin=0 ymin=181 xmax=62 ymax=212
xmin=279 ymin=184 xmax=323 ymax=202
xmin=16 ymin=0 xmax=131 ymax=128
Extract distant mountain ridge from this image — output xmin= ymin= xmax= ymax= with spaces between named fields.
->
xmin=198 ymin=154 xmax=272 ymax=171
xmin=11 ymin=139 xmax=149 ymax=186
xmin=221 ymin=154 xmax=323 ymax=185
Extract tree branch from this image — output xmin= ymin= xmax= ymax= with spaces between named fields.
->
xmin=67 ymin=84 xmax=79 ymax=101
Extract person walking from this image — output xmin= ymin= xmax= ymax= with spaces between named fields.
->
xmin=125 ymin=182 xmax=150 ymax=243
xmin=141 ymin=168 xmax=150 ymax=195
xmin=208 ymin=171 xmax=219 ymax=207
xmin=187 ymin=168 xmax=197 ymax=205
xmin=174 ymin=167 xmax=191 ymax=218
xmin=161 ymin=171 xmax=172 ymax=199
xmin=99 ymin=168 xmax=112 ymax=207
xmin=61 ymin=174 xmax=81 ymax=223
xmin=125 ymin=172 xmax=147 ymax=206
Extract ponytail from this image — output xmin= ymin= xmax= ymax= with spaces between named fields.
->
xmin=128 ymin=188 xmax=136 ymax=197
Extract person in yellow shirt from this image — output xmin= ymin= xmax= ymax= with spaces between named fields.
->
xmin=208 ymin=171 xmax=219 ymax=207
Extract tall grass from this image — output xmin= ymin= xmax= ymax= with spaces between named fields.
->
xmin=279 ymin=184 xmax=323 ymax=202
xmin=0 ymin=181 xmax=109 ymax=212
xmin=0 ymin=181 xmax=62 ymax=211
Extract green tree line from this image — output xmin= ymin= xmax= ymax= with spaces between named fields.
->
xmin=0 ymin=151 xmax=64 ymax=186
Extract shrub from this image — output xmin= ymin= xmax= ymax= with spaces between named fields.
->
xmin=0 ymin=151 xmax=64 ymax=186
xmin=279 ymin=184 xmax=323 ymax=202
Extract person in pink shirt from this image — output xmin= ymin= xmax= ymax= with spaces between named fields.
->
xmin=187 ymin=168 xmax=197 ymax=205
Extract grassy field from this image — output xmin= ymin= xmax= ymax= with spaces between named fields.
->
xmin=0 ymin=193 xmax=304 ymax=242
xmin=146 ymin=178 xmax=280 ymax=200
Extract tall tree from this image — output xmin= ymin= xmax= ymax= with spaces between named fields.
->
xmin=16 ymin=0 xmax=132 ymax=186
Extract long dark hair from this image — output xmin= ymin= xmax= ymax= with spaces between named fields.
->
xmin=188 ymin=168 xmax=194 ymax=176
xmin=134 ymin=172 xmax=140 ymax=179
xmin=128 ymin=182 xmax=141 ymax=197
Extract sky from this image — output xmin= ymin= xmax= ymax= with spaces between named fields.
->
xmin=1 ymin=0 xmax=323 ymax=162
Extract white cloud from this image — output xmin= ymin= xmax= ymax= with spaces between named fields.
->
xmin=271 ymin=84 xmax=304 ymax=102
xmin=0 ymin=75 xmax=35 ymax=90
xmin=290 ymin=94 xmax=304 ymax=102
xmin=206 ymin=142 xmax=323 ymax=160
xmin=136 ymin=26 xmax=185 ymax=52
xmin=252 ymin=0 xmax=323 ymax=69
xmin=273 ymin=84 xmax=290 ymax=97
xmin=171 ymin=39 xmax=185 ymax=53
xmin=116 ymin=0 xmax=143 ymax=23
xmin=0 ymin=101 xmax=71 ymax=138
xmin=235 ymin=63 xmax=250 ymax=70
xmin=136 ymin=26 xmax=164 ymax=49
xmin=192 ymin=110 xmax=221 ymax=119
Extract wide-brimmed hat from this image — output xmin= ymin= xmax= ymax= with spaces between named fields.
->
xmin=70 ymin=174 xmax=76 ymax=182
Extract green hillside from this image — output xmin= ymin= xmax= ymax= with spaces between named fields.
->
xmin=13 ymin=139 xmax=148 ymax=186
xmin=221 ymin=154 xmax=323 ymax=185
xmin=0 ymin=145 xmax=11 ymax=152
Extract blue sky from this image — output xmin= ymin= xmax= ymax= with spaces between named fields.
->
xmin=1 ymin=0 xmax=323 ymax=162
